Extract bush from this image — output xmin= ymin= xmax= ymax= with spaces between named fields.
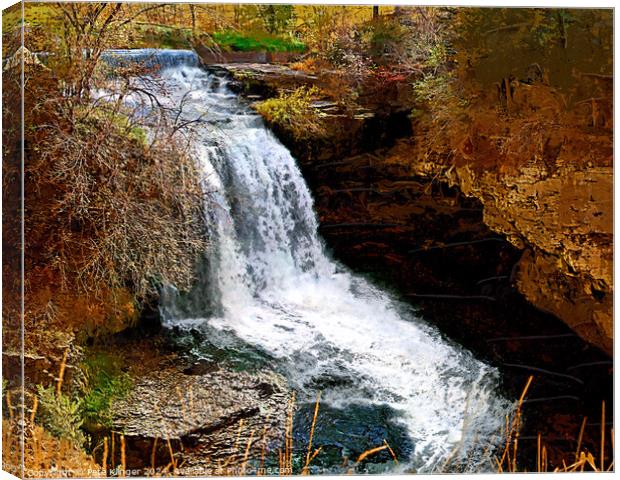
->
xmin=36 ymin=386 xmax=86 ymax=447
xmin=367 ymin=17 xmax=406 ymax=57
xmin=255 ymin=86 xmax=327 ymax=140
xmin=3 ymin=4 xmax=210 ymax=353
xmin=8 ymin=59 xmax=209 ymax=349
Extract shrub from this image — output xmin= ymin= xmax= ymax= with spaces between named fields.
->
xmin=5 ymin=58 xmax=209 ymax=350
xmin=3 ymin=4 xmax=209 ymax=353
xmin=367 ymin=17 xmax=406 ymax=57
xmin=36 ymin=386 xmax=86 ymax=447
xmin=255 ymin=86 xmax=326 ymax=140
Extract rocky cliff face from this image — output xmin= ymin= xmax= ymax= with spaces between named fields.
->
xmin=447 ymin=163 xmax=612 ymax=354
xmin=398 ymin=78 xmax=613 ymax=355
xmin=381 ymin=139 xmax=613 ymax=355
xmin=113 ymin=366 xmax=288 ymax=474
xmin=215 ymin=62 xmax=613 ymax=356
xmin=380 ymin=141 xmax=613 ymax=353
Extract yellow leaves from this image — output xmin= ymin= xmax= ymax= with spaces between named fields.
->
xmin=255 ymin=86 xmax=327 ymax=140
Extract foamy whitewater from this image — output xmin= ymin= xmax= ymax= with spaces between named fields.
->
xmin=108 ymin=50 xmax=513 ymax=473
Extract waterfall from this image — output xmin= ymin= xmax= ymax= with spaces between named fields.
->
xmin=101 ymin=48 xmax=199 ymax=69
xmin=114 ymin=50 xmax=513 ymax=473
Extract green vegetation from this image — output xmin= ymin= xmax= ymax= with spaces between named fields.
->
xmin=79 ymin=352 xmax=132 ymax=431
xmin=112 ymin=25 xmax=306 ymax=52
xmin=256 ymin=5 xmax=296 ymax=34
xmin=37 ymin=385 xmax=86 ymax=446
xmin=255 ymin=86 xmax=326 ymax=140
xmin=35 ymin=351 xmax=132 ymax=446
xmin=213 ymin=30 xmax=305 ymax=52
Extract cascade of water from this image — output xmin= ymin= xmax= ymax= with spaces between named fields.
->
xmin=114 ymin=50 xmax=512 ymax=473
xmin=101 ymin=48 xmax=199 ymax=69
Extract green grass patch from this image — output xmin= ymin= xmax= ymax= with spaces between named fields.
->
xmin=34 ymin=352 xmax=132 ymax=444
xmin=79 ymin=352 xmax=132 ymax=431
xmin=213 ymin=30 xmax=306 ymax=53
xmin=128 ymin=26 xmax=305 ymax=53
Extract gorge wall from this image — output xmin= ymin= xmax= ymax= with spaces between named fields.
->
xmin=213 ymin=62 xmax=613 ymax=357
xmin=429 ymin=155 xmax=612 ymax=355
xmin=399 ymin=75 xmax=613 ymax=356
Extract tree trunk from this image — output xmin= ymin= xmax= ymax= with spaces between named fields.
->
xmin=189 ymin=4 xmax=196 ymax=43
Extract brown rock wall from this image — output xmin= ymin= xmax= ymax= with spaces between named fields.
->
xmin=406 ymin=157 xmax=613 ymax=354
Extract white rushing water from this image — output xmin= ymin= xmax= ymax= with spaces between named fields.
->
xmin=115 ymin=50 xmax=513 ymax=473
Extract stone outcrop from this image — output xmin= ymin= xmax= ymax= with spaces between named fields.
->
xmin=445 ymin=163 xmax=613 ymax=354
xmin=208 ymin=62 xmax=321 ymax=97
xmin=207 ymin=62 xmax=413 ymax=171
xmin=394 ymin=78 xmax=613 ymax=353
xmin=111 ymin=362 xmax=289 ymax=474
xmin=376 ymin=132 xmax=613 ymax=355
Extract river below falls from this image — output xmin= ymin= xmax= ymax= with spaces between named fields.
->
xmin=106 ymin=49 xmax=515 ymax=474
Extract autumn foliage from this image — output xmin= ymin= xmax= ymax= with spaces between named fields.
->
xmin=2 ymin=3 xmax=207 ymax=358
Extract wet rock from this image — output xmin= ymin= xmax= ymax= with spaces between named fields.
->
xmin=182 ymin=359 xmax=219 ymax=375
xmin=288 ymin=141 xmax=611 ymax=470
xmin=207 ymin=63 xmax=319 ymax=99
xmin=111 ymin=366 xmax=289 ymax=473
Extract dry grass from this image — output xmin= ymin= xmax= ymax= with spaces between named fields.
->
xmin=301 ymin=392 xmax=322 ymax=475
xmin=540 ymin=401 xmax=613 ymax=473
xmin=2 ymin=323 xmax=612 ymax=477
xmin=496 ymin=375 xmax=533 ymax=472
xmin=2 ymin=419 xmax=102 ymax=478
xmin=496 ymin=376 xmax=613 ymax=473
xmin=2 ymin=4 xmax=209 ymax=362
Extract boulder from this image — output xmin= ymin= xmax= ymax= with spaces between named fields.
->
xmin=111 ymin=366 xmax=289 ymax=475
